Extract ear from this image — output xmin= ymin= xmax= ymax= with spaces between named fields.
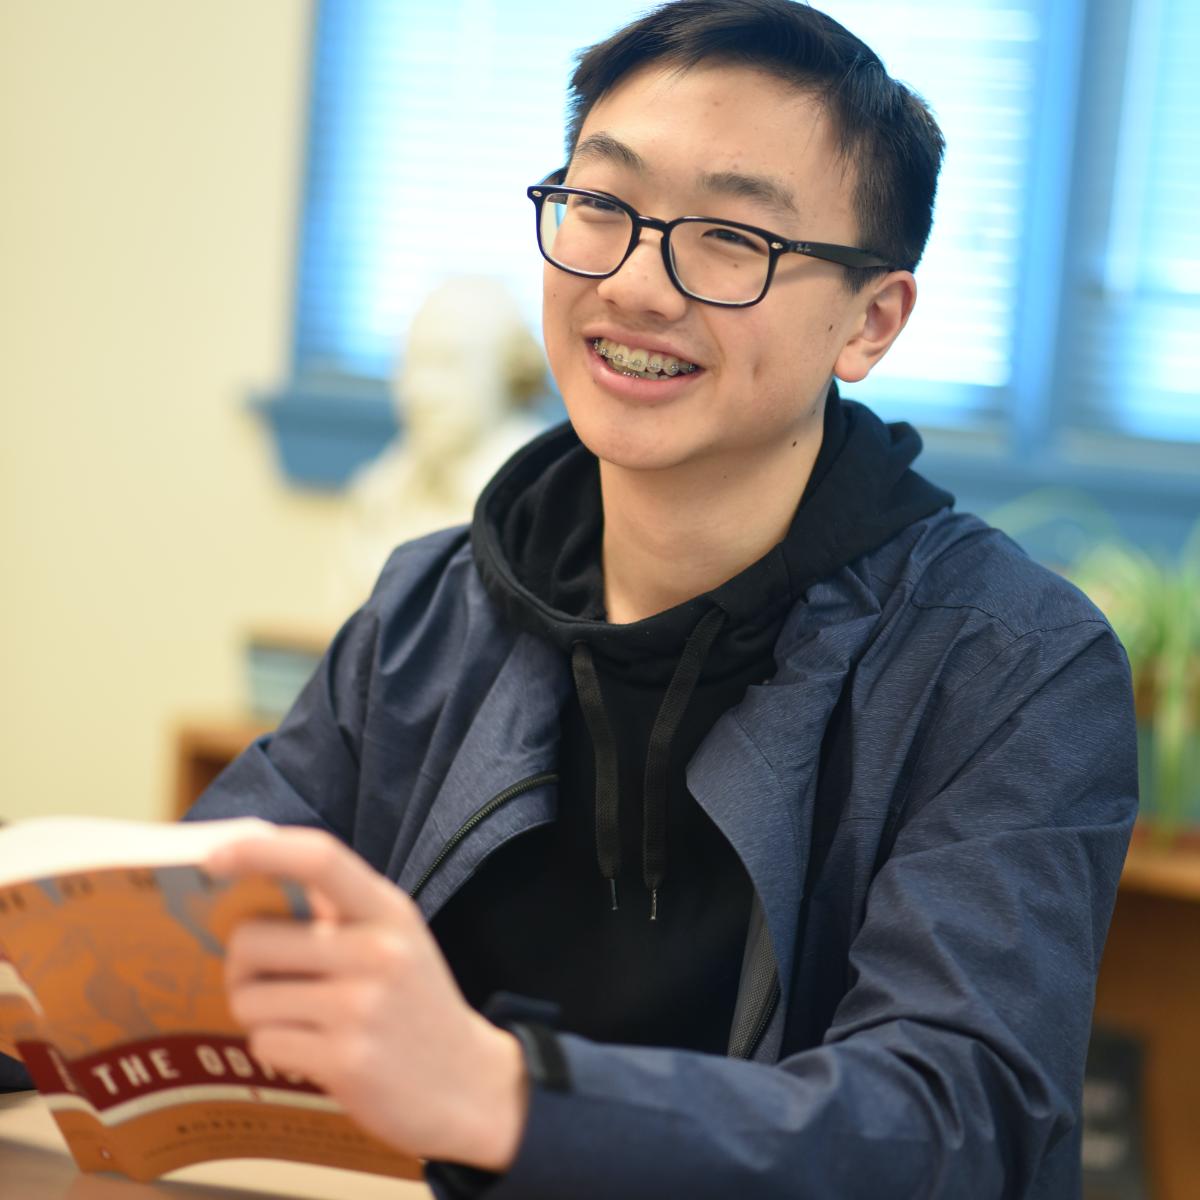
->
xmin=833 ymin=271 xmax=917 ymax=384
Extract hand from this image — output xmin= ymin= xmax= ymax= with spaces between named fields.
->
xmin=204 ymin=827 xmax=529 ymax=1171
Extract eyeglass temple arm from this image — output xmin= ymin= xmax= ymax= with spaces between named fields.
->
xmin=789 ymin=239 xmax=892 ymax=270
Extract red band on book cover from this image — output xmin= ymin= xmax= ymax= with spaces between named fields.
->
xmin=18 ymin=1033 xmax=322 ymax=1111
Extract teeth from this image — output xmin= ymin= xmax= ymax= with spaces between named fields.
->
xmin=592 ymin=338 xmax=698 ymax=378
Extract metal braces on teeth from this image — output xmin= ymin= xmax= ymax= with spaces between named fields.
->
xmin=592 ymin=339 xmax=696 ymax=375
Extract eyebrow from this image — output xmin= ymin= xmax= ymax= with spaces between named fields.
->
xmin=572 ymin=132 xmax=647 ymax=172
xmin=571 ymin=133 xmax=799 ymax=224
xmin=697 ymin=170 xmax=799 ymax=222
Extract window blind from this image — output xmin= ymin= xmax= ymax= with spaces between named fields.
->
xmin=819 ymin=1 xmax=1043 ymax=424
xmin=294 ymin=0 xmax=649 ymax=382
xmin=1066 ymin=0 xmax=1200 ymax=443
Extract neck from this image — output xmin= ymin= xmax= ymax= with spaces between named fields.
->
xmin=599 ymin=433 xmax=823 ymax=625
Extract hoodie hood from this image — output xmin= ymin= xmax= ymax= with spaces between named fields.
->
xmin=471 ymin=387 xmax=953 ymax=654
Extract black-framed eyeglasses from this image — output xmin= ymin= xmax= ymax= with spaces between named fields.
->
xmin=527 ymin=170 xmax=892 ymax=308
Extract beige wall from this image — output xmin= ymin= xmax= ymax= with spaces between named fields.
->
xmin=0 ymin=1 xmax=352 ymax=822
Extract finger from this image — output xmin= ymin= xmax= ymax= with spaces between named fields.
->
xmin=304 ymin=885 xmax=340 ymax=924
xmin=224 ymin=920 xmax=409 ymax=987
xmin=205 ymin=828 xmax=409 ymax=924
xmin=224 ymin=917 xmax=337 ymax=985
xmin=227 ymin=978 xmax=342 ymax=1032
xmin=246 ymin=1026 xmax=331 ymax=1085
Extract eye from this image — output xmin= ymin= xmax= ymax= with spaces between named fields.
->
xmin=702 ymin=225 xmax=766 ymax=253
xmin=569 ymin=194 xmax=623 ymax=215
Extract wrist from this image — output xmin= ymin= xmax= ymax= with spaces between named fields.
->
xmin=466 ymin=1021 xmax=529 ymax=1173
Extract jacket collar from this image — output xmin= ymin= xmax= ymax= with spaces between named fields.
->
xmin=686 ymin=567 xmax=884 ymax=1028
xmin=397 ymin=632 xmax=570 ymax=914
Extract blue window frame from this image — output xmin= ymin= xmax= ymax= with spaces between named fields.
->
xmin=261 ymin=0 xmax=1199 ymax=551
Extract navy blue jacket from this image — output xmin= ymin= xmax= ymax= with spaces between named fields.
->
xmin=189 ymin=496 xmax=1137 ymax=1198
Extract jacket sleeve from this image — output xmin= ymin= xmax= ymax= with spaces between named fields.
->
xmin=186 ymin=528 xmax=477 ymax=841
xmin=430 ymin=620 xmax=1136 ymax=1200
xmin=0 ymin=1052 xmax=32 ymax=1091
xmin=184 ymin=600 xmax=379 ymax=838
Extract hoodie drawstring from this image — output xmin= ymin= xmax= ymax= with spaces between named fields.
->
xmin=641 ymin=606 xmax=726 ymax=919
xmin=572 ymin=605 xmax=727 ymax=920
xmin=571 ymin=642 xmax=621 ymax=911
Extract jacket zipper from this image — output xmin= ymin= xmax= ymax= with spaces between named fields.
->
xmin=742 ymin=978 xmax=780 ymax=1059
xmin=408 ymin=771 xmax=558 ymax=901
xmin=726 ymin=895 xmax=782 ymax=1061
xmin=410 ymin=769 xmax=779 ymax=1057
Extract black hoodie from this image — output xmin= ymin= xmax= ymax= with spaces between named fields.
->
xmin=431 ymin=386 xmax=952 ymax=1054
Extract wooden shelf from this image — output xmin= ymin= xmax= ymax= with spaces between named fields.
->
xmin=1095 ymin=835 xmax=1200 ymax=1200
xmin=1120 ymin=839 xmax=1200 ymax=902
xmin=172 ymin=716 xmax=275 ymax=819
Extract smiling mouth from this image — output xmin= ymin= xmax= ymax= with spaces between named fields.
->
xmin=592 ymin=338 xmax=700 ymax=380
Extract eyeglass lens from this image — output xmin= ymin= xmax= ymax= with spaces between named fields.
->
xmin=539 ymin=191 xmax=772 ymax=304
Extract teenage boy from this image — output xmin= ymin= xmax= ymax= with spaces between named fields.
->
xmin=11 ymin=2 xmax=1136 ymax=1196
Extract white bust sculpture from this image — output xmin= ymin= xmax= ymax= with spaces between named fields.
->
xmin=337 ymin=276 xmax=548 ymax=608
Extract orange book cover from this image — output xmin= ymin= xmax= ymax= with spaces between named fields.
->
xmin=0 ymin=817 xmax=422 ymax=1183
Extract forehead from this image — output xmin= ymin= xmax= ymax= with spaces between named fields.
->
xmin=572 ymin=62 xmax=855 ymax=227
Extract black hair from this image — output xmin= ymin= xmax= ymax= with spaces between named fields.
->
xmin=566 ymin=0 xmax=945 ymax=286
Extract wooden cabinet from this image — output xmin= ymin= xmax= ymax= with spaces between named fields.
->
xmin=172 ymin=717 xmax=274 ymax=819
xmin=1093 ymin=839 xmax=1200 ymax=1200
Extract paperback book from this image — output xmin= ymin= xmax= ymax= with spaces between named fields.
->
xmin=0 ymin=815 xmax=422 ymax=1183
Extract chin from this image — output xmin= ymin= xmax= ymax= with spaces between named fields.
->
xmin=566 ymin=407 xmax=697 ymax=475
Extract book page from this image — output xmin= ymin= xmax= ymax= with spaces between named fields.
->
xmin=0 ymin=817 xmax=274 ymax=886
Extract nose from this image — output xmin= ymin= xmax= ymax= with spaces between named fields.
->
xmin=595 ymin=224 xmax=689 ymax=321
